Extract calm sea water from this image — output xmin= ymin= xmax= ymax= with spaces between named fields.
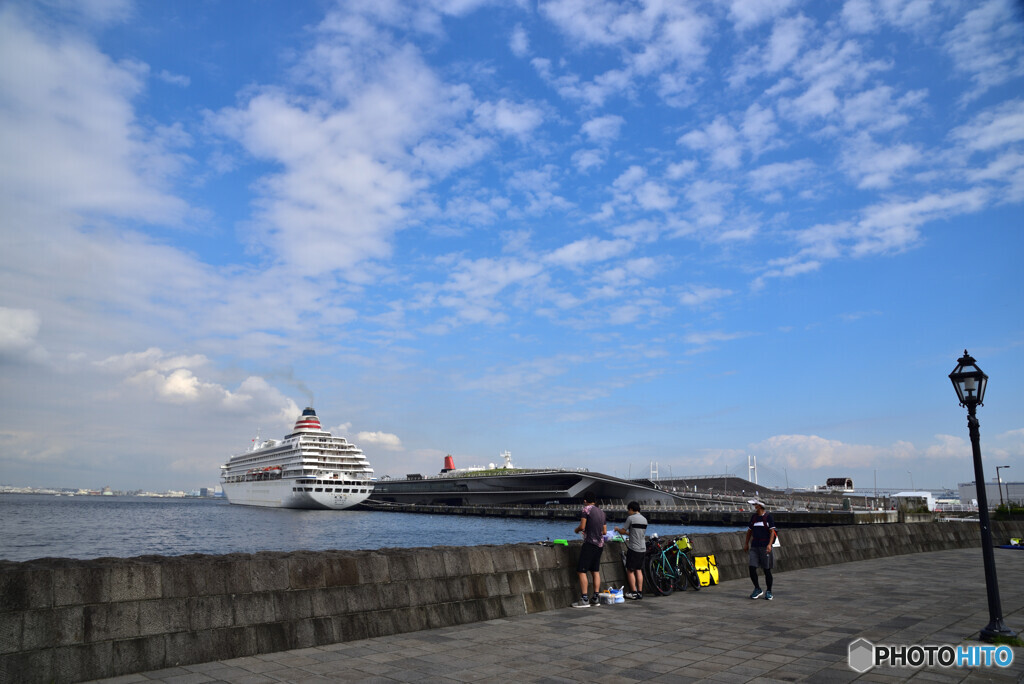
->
xmin=0 ymin=494 xmax=742 ymax=563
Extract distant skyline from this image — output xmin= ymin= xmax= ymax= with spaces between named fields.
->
xmin=1 ymin=0 xmax=1022 ymax=493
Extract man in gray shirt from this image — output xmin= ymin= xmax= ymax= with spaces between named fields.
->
xmin=614 ymin=501 xmax=647 ymax=600
xmin=572 ymin=491 xmax=607 ymax=607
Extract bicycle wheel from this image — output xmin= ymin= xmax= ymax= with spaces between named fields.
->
xmin=664 ymin=548 xmax=687 ymax=591
xmin=644 ymin=552 xmax=675 ymax=596
xmin=680 ymin=553 xmax=701 ymax=591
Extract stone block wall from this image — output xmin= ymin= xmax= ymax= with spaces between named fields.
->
xmin=3 ymin=521 xmax=1023 ymax=683
xmin=1 ymin=544 xmax=580 ymax=683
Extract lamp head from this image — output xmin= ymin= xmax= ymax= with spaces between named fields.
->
xmin=949 ymin=350 xmax=988 ymax=407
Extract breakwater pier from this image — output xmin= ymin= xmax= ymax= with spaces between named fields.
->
xmin=3 ymin=521 xmax=1023 ymax=682
xmin=358 ymin=500 xmax=902 ymax=526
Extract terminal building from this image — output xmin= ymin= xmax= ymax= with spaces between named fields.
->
xmin=958 ymin=479 xmax=1023 ymax=508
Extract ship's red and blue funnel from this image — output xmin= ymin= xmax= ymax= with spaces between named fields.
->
xmin=292 ymin=407 xmax=322 ymax=432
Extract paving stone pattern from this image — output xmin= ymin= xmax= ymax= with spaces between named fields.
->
xmin=91 ymin=547 xmax=1024 ymax=683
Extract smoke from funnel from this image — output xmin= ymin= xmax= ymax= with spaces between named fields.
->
xmin=296 ymin=381 xmax=314 ymax=407
xmin=276 ymin=367 xmax=315 ymax=407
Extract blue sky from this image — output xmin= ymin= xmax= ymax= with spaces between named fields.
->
xmin=1 ymin=0 xmax=1022 ymax=494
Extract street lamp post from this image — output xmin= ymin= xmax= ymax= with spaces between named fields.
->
xmin=948 ymin=350 xmax=1016 ymax=641
xmin=995 ymin=465 xmax=1010 ymax=511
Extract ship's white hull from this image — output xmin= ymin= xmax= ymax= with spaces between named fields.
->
xmin=223 ymin=479 xmax=371 ymax=510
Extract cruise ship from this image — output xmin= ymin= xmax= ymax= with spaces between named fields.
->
xmin=220 ymin=407 xmax=374 ymax=509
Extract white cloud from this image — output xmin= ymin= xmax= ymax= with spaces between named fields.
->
xmin=682 ymin=179 xmax=734 ymax=232
xmin=726 ymin=0 xmax=797 ymax=31
xmin=457 ymin=354 xmax=579 ymax=395
xmin=768 ymin=187 xmax=990 ymax=286
xmin=853 ymin=189 xmax=988 ymax=255
xmin=666 ymin=160 xmax=697 ymax=180
xmin=611 ymin=218 xmax=663 ymax=242
xmin=750 ymin=431 xmax=1003 ymax=472
xmin=679 ymin=286 xmax=732 ymax=307
xmin=97 ymin=348 xmax=209 ymax=374
xmin=634 ymin=180 xmax=677 ymax=211
xmin=966 ymin=151 xmax=1024 ymax=202
xmin=540 ymin=0 xmax=660 ymax=47
xmin=677 ymin=105 xmax=776 ymax=167
xmin=679 ymin=117 xmax=743 ymax=169
xmin=991 ymin=428 xmax=1024 ymax=459
xmin=126 ymin=367 xmax=209 ymax=403
xmin=924 ymin=434 xmax=969 ymax=460
xmin=356 ymin=430 xmax=404 ymax=451
xmin=841 ymin=0 xmax=876 ymax=32
xmin=581 ymin=114 xmax=625 ymax=144
xmin=603 ymin=165 xmax=678 ymax=215
xmin=945 ymin=0 xmax=1024 ymax=100
xmin=544 ymin=237 xmax=634 ymax=268
xmin=840 ymin=134 xmax=921 ymax=189
xmin=767 ymin=14 xmax=810 ymax=70
xmin=509 ymin=23 xmax=529 ymax=57
xmin=0 ymin=307 xmax=47 ymax=362
xmin=572 ymin=148 xmax=605 ymax=172
xmin=776 ymin=39 xmax=889 ymax=124
xmin=537 ymin=0 xmax=712 ymax=104
xmin=613 ymin=165 xmax=647 ymax=190
xmin=748 ymin=159 xmax=815 ymax=193
xmin=474 ymin=99 xmax=545 ymax=139
xmin=212 ymin=91 xmax=425 ymax=275
xmin=530 ymin=58 xmax=635 ymax=108
xmin=210 ymin=6 xmax=507 ymax=276
xmin=840 ymin=86 xmax=925 ymax=133
xmin=156 ymin=69 xmax=189 ymax=87
xmin=683 ymin=330 xmax=750 ymax=351
xmin=0 ymin=7 xmax=188 ymax=224
xmin=0 ymin=307 xmax=39 ymax=349
xmin=951 ymin=99 xmax=1024 ymax=152
xmin=96 ymin=348 xmax=301 ymax=424
xmin=728 ymin=14 xmax=812 ymax=87
xmin=750 ymin=434 xmax=909 ymax=469
xmin=441 ymin=192 xmax=506 ymax=227
xmin=432 ymin=256 xmax=545 ymax=325
xmin=506 ymin=166 xmax=573 ymax=215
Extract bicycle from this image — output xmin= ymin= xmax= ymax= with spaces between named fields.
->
xmin=643 ymin=535 xmax=701 ymax=596
xmin=666 ymin=535 xmax=702 ymax=592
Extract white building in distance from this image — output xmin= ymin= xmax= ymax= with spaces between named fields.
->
xmin=958 ymin=480 xmax=1023 ymax=508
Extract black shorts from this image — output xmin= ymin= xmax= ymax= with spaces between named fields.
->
xmin=749 ymin=547 xmax=775 ymax=569
xmin=577 ymin=542 xmax=604 ymax=573
xmin=625 ymin=548 xmax=644 ymax=571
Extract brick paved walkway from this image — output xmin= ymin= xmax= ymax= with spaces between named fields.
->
xmin=91 ymin=547 xmax=1024 ymax=683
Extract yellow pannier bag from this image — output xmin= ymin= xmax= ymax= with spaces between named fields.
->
xmin=694 ymin=556 xmax=712 ymax=587
xmin=707 ymin=554 xmax=719 ymax=585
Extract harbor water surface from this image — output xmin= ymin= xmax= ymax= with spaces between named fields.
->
xmin=0 ymin=494 xmax=743 ymax=563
